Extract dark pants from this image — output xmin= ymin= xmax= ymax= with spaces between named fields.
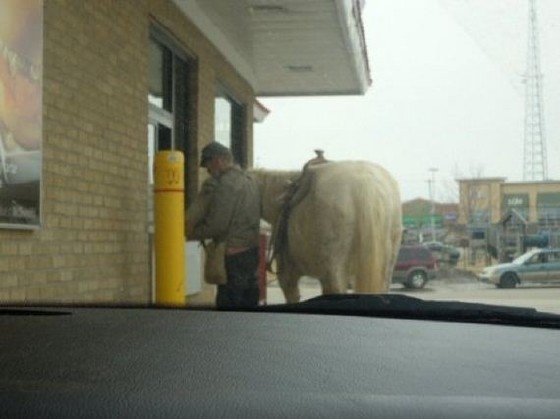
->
xmin=216 ymin=247 xmax=260 ymax=309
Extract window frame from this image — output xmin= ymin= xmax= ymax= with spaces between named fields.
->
xmin=214 ymin=83 xmax=247 ymax=168
xmin=149 ymin=24 xmax=198 ymax=204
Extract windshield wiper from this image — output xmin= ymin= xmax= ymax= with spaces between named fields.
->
xmin=252 ymin=294 xmax=560 ymax=329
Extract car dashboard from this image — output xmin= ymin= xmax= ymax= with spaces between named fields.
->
xmin=1 ymin=303 xmax=560 ymax=418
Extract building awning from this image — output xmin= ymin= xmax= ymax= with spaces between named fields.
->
xmin=172 ymin=0 xmax=371 ymax=96
xmin=253 ymin=99 xmax=270 ymax=123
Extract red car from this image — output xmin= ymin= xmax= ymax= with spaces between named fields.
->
xmin=392 ymin=245 xmax=438 ymax=289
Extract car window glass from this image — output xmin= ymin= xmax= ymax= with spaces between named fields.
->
xmin=419 ymin=249 xmax=430 ymax=260
xmin=3 ymin=0 xmax=560 ymax=316
xmin=528 ymin=254 xmax=540 ymax=264
xmin=398 ymin=248 xmax=411 ymax=261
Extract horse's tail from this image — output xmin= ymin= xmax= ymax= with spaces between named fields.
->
xmin=352 ymin=170 xmax=402 ymax=294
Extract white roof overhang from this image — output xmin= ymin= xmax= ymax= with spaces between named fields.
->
xmin=171 ymin=0 xmax=371 ymax=97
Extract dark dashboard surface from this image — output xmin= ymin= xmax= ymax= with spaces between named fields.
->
xmin=2 ymin=306 xmax=560 ymax=418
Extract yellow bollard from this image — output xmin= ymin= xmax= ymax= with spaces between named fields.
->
xmin=154 ymin=151 xmax=186 ymax=306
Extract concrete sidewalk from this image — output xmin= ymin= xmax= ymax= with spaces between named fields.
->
xmin=264 ymin=280 xmax=321 ymax=305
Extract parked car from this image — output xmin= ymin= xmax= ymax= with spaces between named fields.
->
xmin=392 ymin=245 xmax=437 ymax=289
xmin=423 ymin=241 xmax=461 ymax=267
xmin=478 ymin=248 xmax=560 ymax=288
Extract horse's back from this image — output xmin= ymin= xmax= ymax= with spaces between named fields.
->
xmin=288 ymin=161 xmax=402 ymax=292
xmin=306 ymin=161 xmax=400 ymax=216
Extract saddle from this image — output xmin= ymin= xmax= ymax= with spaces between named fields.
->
xmin=267 ymin=150 xmax=329 ymax=273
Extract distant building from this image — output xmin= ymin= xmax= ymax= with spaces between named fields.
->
xmin=401 ymin=198 xmax=459 ymax=243
xmin=402 ymin=198 xmax=459 ymax=229
xmin=456 ymin=178 xmax=560 ymax=261
xmin=457 ymin=178 xmax=560 ymax=229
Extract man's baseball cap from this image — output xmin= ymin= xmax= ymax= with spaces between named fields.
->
xmin=200 ymin=142 xmax=231 ymax=167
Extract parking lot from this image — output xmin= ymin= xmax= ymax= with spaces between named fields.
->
xmin=266 ymin=273 xmax=560 ymax=315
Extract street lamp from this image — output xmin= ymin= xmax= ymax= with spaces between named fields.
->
xmin=429 ymin=168 xmax=438 ymax=241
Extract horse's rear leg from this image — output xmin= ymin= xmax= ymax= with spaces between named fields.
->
xmin=278 ymin=272 xmax=301 ymax=303
xmin=320 ymin=267 xmax=347 ymax=296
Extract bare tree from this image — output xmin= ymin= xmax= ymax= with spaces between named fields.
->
xmin=454 ymin=164 xmax=486 ymax=226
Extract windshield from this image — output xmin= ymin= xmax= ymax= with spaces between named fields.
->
xmin=512 ymin=250 xmax=541 ymax=265
xmin=1 ymin=0 xmax=560 ymax=318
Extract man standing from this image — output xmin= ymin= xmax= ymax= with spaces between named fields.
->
xmin=188 ymin=142 xmax=261 ymax=309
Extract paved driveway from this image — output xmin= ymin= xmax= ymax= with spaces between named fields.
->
xmin=265 ymin=276 xmax=560 ymax=315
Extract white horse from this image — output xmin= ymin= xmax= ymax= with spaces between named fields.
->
xmin=253 ymin=160 xmax=402 ymax=303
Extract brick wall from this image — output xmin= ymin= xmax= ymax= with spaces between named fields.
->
xmin=0 ymin=0 xmax=255 ymax=304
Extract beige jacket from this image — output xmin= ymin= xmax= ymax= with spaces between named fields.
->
xmin=187 ymin=166 xmax=260 ymax=249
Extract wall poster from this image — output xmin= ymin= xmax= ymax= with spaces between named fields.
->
xmin=0 ymin=0 xmax=42 ymax=228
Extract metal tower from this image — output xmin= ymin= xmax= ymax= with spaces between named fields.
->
xmin=523 ymin=0 xmax=548 ymax=181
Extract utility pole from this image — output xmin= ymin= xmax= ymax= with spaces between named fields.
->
xmin=429 ymin=168 xmax=438 ymax=241
xmin=523 ymin=0 xmax=548 ymax=181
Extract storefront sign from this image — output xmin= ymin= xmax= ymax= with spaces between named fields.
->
xmin=503 ymin=193 xmax=529 ymax=209
xmin=0 ymin=0 xmax=43 ymax=228
xmin=403 ymin=214 xmax=443 ymax=228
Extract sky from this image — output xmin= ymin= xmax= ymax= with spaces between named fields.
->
xmin=253 ymin=0 xmax=560 ymax=203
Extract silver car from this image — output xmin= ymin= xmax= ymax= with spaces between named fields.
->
xmin=478 ymin=248 xmax=560 ymax=288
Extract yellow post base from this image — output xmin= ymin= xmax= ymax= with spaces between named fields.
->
xmin=154 ymin=151 xmax=185 ymax=306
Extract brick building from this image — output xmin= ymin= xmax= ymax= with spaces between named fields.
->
xmin=401 ymin=198 xmax=459 ymax=243
xmin=0 ymin=0 xmax=370 ymax=303
xmin=402 ymin=198 xmax=459 ymax=230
